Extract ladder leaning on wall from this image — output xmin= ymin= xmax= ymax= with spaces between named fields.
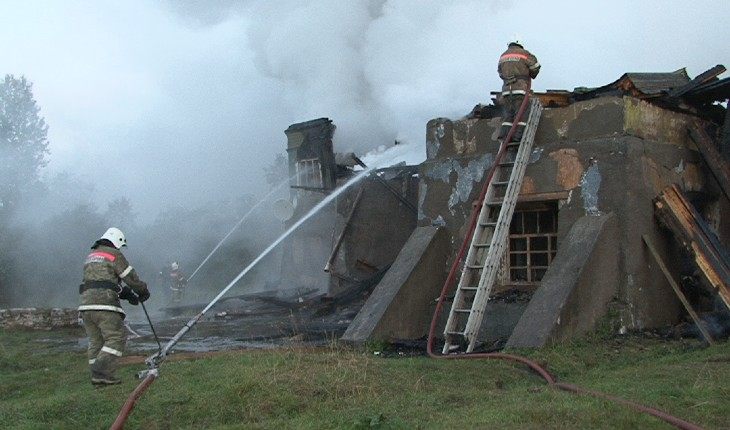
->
xmin=443 ymin=97 xmax=543 ymax=354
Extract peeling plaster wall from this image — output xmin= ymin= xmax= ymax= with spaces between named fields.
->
xmin=536 ymin=96 xmax=625 ymax=143
xmin=423 ymin=154 xmax=493 ymax=216
xmin=549 ymin=148 xmax=583 ymax=189
xmin=579 ymin=161 xmax=602 ymax=216
xmin=624 ymin=97 xmax=703 ymax=147
xmin=418 ymin=95 xmax=726 ymax=334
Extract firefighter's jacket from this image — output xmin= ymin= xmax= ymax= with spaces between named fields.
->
xmin=79 ymin=244 xmax=148 ymax=316
xmin=169 ymin=269 xmax=187 ymax=291
xmin=498 ymin=44 xmax=540 ymax=96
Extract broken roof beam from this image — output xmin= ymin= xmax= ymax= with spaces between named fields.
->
xmin=535 ymin=90 xmax=572 ymax=108
xmin=684 ymin=76 xmax=730 ymax=104
xmin=642 ymin=235 xmax=715 ymax=345
xmin=654 ymin=184 xmax=730 ymax=311
xmin=324 ymin=186 xmax=364 ymax=273
xmin=669 ymin=64 xmax=726 ymax=98
xmin=618 ymin=69 xmax=691 ymax=98
xmin=354 ymin=158 xmax=417 ymax=214
xmin=688 ymin=126 xmax=730 ymax=202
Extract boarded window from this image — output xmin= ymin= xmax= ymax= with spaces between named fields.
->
xmin=296 ymin=158 xmax=323 ymax=188
xmin=507 ymin=205 xmax=558 ymax=285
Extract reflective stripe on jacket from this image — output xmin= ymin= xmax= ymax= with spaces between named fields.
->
xmin=79 ymin=244 xmax=148 ymax=314
xmin=498 ymin=45 xmax=540 ymax=94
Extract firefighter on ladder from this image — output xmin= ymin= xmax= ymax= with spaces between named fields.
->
xmin=497 ymin=39 xmax=540 ymax=142
xmin=78 ymin=227 xmax=150 ymax=386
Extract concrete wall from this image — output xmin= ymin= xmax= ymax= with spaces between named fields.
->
xmin=333 ymin=167 xmax=419 ymax=288
xmin=342 ymin=226 xmax=449 ymax=342
xmin=278 ymin=166 xmax=418 ymax=296
xmin=415 ymin=95 xmax=724 ymax=337
xmin=506 ymin=213 xmax=618 ymax=348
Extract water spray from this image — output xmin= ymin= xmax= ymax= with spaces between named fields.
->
xmin=124 ymin=322 xmax=142 ymax=339
xmin=186 ymin=177 xmax=294 ymax=283
xmin=143 ymin=165 xmax=378 ymax=371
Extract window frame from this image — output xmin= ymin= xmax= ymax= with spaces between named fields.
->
xmin=504 ymin=204 xmax=558 ymax=287
xmin=295 ymin=158 xmax=324 ymax=189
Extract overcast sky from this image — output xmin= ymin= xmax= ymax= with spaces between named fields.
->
xmin=1 ymin=0 xmax=728 ymax=218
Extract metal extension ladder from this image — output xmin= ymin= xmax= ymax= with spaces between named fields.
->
xmin=443 ymin=98 xmax=543 ymax=353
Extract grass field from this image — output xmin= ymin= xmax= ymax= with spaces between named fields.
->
xmin=1 ymin=329 xmax=728 ymax=429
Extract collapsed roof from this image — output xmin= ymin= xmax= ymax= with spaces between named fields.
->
xmin=481 ymin=64 xmax=729 ymax=121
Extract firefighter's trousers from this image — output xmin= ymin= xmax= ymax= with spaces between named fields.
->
xmin=82 ymin=310 xmax=126 ymax=380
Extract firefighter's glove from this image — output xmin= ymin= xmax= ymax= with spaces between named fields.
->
xmin=119 ymin=286 xmax=139 ymax=305
xmin=138 ymin=289 xmax=151 ymax=303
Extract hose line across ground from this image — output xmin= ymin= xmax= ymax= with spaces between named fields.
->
xmin=110 ymin=85 xmax=703 ymax=430
xmin=425 ymin=87 xmax=704 ymax=430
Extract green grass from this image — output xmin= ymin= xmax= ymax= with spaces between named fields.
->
xmin=1 ymin=329 xmax=728 ymax=429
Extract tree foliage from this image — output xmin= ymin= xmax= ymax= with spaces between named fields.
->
xmin=0 ymin=75 xmax=49 ymax=213
xmin=264 ymin=153 xmax=289 ymax=189
xmin=104 ymin=197 xmax=137 ymax=231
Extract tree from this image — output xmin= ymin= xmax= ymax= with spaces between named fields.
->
xmin=104 ymin=197 xmax=137 ymax=231
xmin=0 ymin=75 xmax=49 ymax=214
xmin=263 ymin=153 xmax=289 ymax=189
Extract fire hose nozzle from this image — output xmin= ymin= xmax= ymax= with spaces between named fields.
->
xmin=137 ymin=368 xmax=159 ymax=380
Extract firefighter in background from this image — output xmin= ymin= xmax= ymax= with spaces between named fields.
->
xmin=79 ymin=227 xmax=150 ymax=386
xmin=497 ymin=39 xmax=540 ymax=142
xmin=167 ymin=261 xmax=188 ymax=304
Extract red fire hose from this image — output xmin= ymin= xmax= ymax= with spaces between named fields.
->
xmin=426 ymin=86 xmax=704 ymax=430
xmin=110 ymin=85 xmax=703 ymax=430
xmin=110 ymin=370 xmax=158 ymax=430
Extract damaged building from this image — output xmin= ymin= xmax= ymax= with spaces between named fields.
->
xmin=277 ymin=118 xmax=419 ymax=305
xmin=224 ymin=65 xmax=730 ymax=350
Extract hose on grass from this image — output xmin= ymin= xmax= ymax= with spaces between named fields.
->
xmin=109 ymin=370 xmax=158 ymax=430
xmin=110 ymin=84 xmax=703 ymax=430
xmin=426 ymin=86 xmax=704 ymax=430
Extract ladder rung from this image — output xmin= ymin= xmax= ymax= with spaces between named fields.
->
xmin=446 ymin=99 xmax=543 ymax=352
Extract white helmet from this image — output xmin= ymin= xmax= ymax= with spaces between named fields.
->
xmin=171 ymin=261 xmax=179 ymax=270
xmin=100 ymin=227 xmax=127 ymax=249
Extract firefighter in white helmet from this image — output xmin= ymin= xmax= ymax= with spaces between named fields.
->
xmin=167 ymin=261 xmax=188 ymax=305
xmin=78 ymin=227 xmax=150 ymax=385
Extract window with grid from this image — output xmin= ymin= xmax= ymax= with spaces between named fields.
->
xmin=296 ymin=158 xmax=323 ymax=188
xmin=508 ymin=206 xmax=558 ymax=285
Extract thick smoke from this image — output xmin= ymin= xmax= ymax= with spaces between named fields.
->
xmin=1 ymin=0 xmax=727 ymax=308
xmin=3 ymin=0 xmax=728 ymax=215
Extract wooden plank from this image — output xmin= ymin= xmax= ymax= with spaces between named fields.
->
xmin=669 ymin=64 xmax=726 ymax=98
xmin=642 ymin=235 xmax=715 ymax=345
xmin=486 ymin=190 xmax=571 ymax=207
xmin=688 ymin=127 xmax=730 ymax=202
xmin=654 ymin=185 xmax=730 ymax=310
xmin=670 ymin=184 xmax=730 ymax=281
